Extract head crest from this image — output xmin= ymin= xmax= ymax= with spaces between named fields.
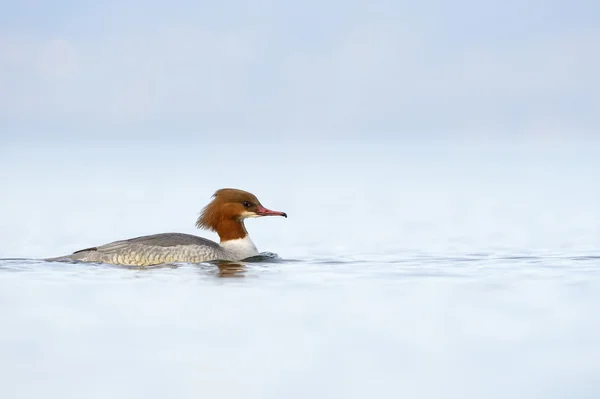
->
xmin=195 ymin=188 xmax=258 ymax=231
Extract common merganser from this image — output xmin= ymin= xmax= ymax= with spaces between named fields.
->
xmin=47 ymin=188 xmax=287 ymax=266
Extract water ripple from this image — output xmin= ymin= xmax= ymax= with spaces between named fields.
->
xmin=1 ymin=250 xmax=598 ymax=283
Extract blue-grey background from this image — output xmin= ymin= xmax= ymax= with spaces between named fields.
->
xmin=1 ymin=1 xmax=599 ymax=398
xmin=1 ymin=0 xmax=598 ymax=138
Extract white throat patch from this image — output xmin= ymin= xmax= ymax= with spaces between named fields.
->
xmin=220 ymin=236 xmax=259 ymax=260
xmin=240 ymin=211 xmax=260 ymax=219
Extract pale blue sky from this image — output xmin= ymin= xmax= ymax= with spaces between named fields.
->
xmin=1 ymin=0 xmax=598 ymax=141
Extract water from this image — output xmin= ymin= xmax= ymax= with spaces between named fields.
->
xmin=1 ymin=138 xmax=599 ymax=398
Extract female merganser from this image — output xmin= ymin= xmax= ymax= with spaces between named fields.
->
xmin=48 ymin=188 xmax=287 ymax=266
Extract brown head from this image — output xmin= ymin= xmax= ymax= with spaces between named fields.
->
xmin=196 ymin=188 xmax=287 ymax=242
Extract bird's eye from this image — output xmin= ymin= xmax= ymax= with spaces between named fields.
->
xmin=243 ymin=201 xmax=251 ymax=207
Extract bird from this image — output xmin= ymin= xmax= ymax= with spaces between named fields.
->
xmin=46 ymin=188 xmax=287 ymax=266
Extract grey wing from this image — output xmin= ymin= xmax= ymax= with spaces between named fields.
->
xmin=73 ymin=233 xmax=220 ymax=254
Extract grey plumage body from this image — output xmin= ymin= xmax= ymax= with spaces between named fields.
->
xmin=48 ymin=233 xmax=240 ymax=266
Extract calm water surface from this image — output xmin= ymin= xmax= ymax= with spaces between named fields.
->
xmin=1 ymin=140 xmax=599 ymax=398
xmin=1 ymin=251 xmax=600 ymax=399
